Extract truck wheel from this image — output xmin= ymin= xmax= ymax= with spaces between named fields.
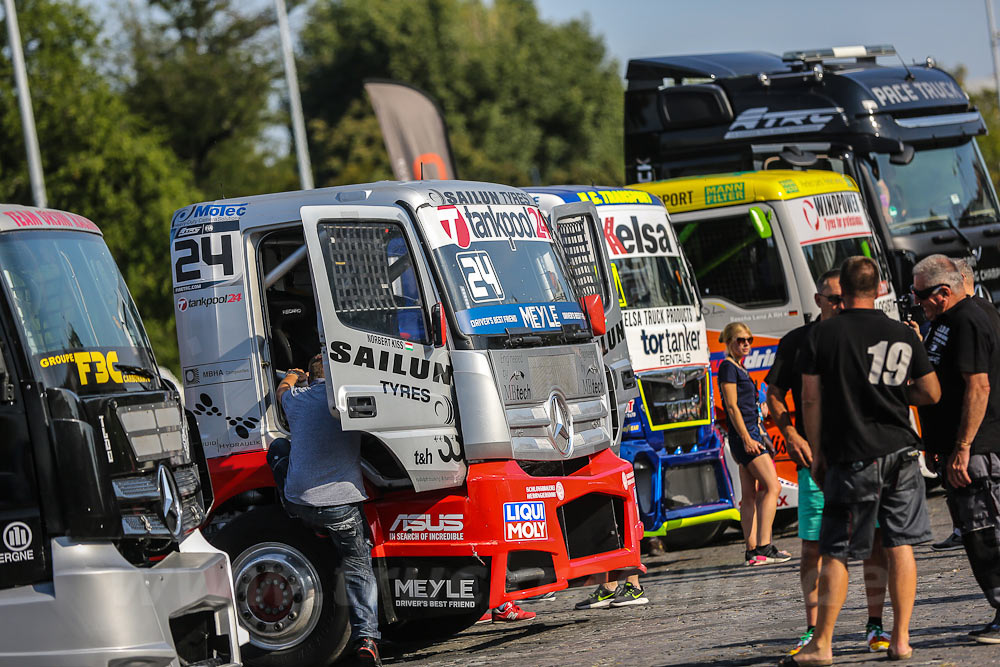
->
xmin=212 ymin=506 xmax=351 ymax=666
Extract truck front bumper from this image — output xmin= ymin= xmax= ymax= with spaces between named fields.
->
xmin=370 ymin=448 xmax=644 ymax=609
xmin=0 ymin=530 xmax=240 ymax=667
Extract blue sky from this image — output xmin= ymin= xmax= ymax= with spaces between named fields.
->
xmin=535 ymin=0 xmax=998 ymax=90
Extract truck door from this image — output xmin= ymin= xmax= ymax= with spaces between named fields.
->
xmin=300 ymin=205 xmax=463 ymax=492
xmin=548 ymin=201 xmax=638 ymax=445
xmin=671 ymin=203 xmax=802 ymax=370
xmin=0 ymin=325 xmax=47 ymax=588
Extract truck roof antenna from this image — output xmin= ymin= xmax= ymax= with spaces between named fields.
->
xmin=419 ymin=161 xmax=425 ymax=180
xmin=895 ymin=51 xmax=915 ymax=81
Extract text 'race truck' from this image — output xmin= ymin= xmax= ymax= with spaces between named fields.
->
xmin=625 ymin=45 xmax=1000 ymax=306
xmin=169 ymin=180 xmax=643 ymax=665
xmin=633 ymin=170 xmax=900 ymax=512
xmin=0 ymin=205 xmax=240 ymax=667
xmin=530 ymin=187 xmax=735 ymax=548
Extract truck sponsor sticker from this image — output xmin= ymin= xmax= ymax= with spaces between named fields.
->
xmin=171 ymin=202 xmax=247 ymax=227
xmin=704 ymin=182 xmax=746 ymax=205
xmin=724 ymin=106 xmax=843 ymax=140
xmin=0 ymin=522 xmax=33 ymax=564
xmin=455 ymin=302 xmax=585 ymax=335
xmin=37 ymin=349 xmax=150 ymax=386
xmin=457 ymin=250 xmax=504 ymax=302
xmin=393 ymin=578 xmax=476 ymax=608
xmin=328 ymin=341 xmax=453 ymax=385
xmin=794 ymin=192 xmax=869 ymax=245
xmin=183 ymin=358 xmax=252 ymax=387
xmin=868 ymin=80 xmax=964 ymax=108
xmin=710 ymin=346 xmax=777 ymax=373
xmin=503 ymin=501 xmax=547 ymax=541
xmin=389 ymin=513 xmax=464 ymax=541
xmin=601 ymin=208 xmax=677 ymax=257
xmin=420 ymin=203 xmax=550 ymax=249
xmin=1 ymin=209 xmax=100 ymax=233
xmin=525 ymin=482 xmax=564 ymax=501
xmin=621 ymin=307 xmax=709 ymax=371
xmin=574 ymin=189 xmax=656 ymax=206
xmin=170 ymin=219 xmax=242 ymax=292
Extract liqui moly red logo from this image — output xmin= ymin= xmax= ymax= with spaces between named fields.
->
xmin=503 ymin=501 xmax=547 ymax=541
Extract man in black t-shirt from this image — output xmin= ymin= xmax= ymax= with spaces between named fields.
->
xmin=913 ymin=254 xmax=1000 ymax=644
xmin=766 ymin=269 xmax=891 ymax=656
xmin=784 ymin=257 xmax=940 ymax=666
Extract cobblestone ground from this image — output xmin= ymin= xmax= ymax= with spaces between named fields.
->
xmin=383 ymin=491 xmax=1000 ymax=666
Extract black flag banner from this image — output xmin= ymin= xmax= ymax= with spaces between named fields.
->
xmin=364 ymin=80 xmax=457 ymax=181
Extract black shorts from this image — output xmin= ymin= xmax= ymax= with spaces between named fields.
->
xmin=819 ymin=447 xmax=931 ymax=560
xmin=729 ymin=429 xmax=775 ymax=467
xmin=944 ymin=452 xmax=1000 ymax=534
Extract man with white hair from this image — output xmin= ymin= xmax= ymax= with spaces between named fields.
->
xmin=913 ymin=254 xmax=1000 ymax=644
xmin=930 ymin=258 xmax=1000 ymax=552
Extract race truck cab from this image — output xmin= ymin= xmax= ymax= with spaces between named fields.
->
xmin=0 ymin=205 xmax=240 ymax=666
xmin=633 ymin=170 xmax=900 ymax=511
xmin=625 ymin=45 xmax=1000 ymax=304
xmin=170 ymin=180 xmax=642 ymax=665
xmin=529 ymin=186 xmax=734 ymax=547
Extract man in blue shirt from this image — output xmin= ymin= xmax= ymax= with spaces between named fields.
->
xmin=278 ymin=354 xmax=380 ymax=666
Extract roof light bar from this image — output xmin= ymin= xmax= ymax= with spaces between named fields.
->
xmin=782 ymin=45 xmax=896 ymax=62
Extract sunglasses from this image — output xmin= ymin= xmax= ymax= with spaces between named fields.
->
xmin=910 ymin=283 xmax=947 ymax=300
xmin=818 ymin=293 xmax=843 ymax=305
xmin=734 ymin=336 xmax=754 ymax=345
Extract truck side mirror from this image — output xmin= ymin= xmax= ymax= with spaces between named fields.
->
xmin=749 ymin=206 xmax=773 ymax=239
xmin=582 ymin=294 xmax=606 ymax=336
xmin=431 ymin=302 xmax=447 ymax=348
xmin=889 ymin=143 xmax=915 ymax=165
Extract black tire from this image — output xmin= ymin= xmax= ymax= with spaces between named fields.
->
xmin=662 ymin=521 xmax=725 ymax=550
xmin=211 ymin=505 xmax=351 ymax=667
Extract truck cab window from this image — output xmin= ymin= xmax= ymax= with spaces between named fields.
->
xmin=673 ymin=212 xmax=787 ymax=308
xmin=319 ymin=222 xmax=427 ymax=343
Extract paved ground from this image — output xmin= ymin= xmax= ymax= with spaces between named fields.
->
xmin=384 ymin=490 xmax=1000 ymax=666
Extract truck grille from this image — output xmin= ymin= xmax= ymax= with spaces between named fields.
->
xmin=112 ymin=464 xmax=205 ymax=538
xmin=638 ymin=367 xmax=710 ymax=429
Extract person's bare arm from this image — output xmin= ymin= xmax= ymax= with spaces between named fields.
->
xmin=277 ymin=369 xmax=305 ymax=402
xmin=907 ymin=371 xmax=941 ymax=406
xmin=766 ymin=384 xmax=812 ymax=468
xmin=720 ymin=380 xmax=763 ymax=456
xmin=802 ymin=373 xmax=824 ymax=488
xmin=948 ymin=372 xmax=989 ymax=488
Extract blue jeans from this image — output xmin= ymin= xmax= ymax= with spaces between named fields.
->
xmin=284 ymin=501 xmax=381 ymax=642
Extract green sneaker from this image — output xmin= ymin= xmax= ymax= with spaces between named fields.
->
xmin=574 ymin=584 xmax=619 ymax=609
xmin=789 ymin=626 xmax=814 ymax=655
xmin=609 ymin=582 xmax=649 ymax=607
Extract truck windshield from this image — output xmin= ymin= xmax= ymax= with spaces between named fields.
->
xmin=862 ymin=142 xmax=999 ymax=236
xmin=801 ymin=235 xmax=891 ymax=287
xmin=433 ymin=240 xmax=586 ymax=336
xmin=612 ymin=256 xmax=696 ymax=309
xmin=0 ymin=231 xmax=158 ymax=395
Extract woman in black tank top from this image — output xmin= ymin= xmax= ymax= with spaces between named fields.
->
xmin=718 ymin=322 xmax=790 ymax=566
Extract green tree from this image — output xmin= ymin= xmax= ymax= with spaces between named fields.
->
xmin=298 ymin=0 xmax=624 ymax=187
xmin=0 ymin=0 xmax=196 ymax=370
xmin=120 ymin=0 xmax=299 ymax=197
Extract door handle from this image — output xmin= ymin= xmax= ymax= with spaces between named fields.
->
xmin=931 ymin=233 xmax=956 ymax=244
xmin=984 ymin=226 xmax=1000 ymax=238
xmin=347 ymin=396 xmax=377 ymax=418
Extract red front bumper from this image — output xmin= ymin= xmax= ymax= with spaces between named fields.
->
xmin=367 ymin=448 xmax=645 ymax=608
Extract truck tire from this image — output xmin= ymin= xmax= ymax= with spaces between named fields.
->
xmin=212 ymin=505 xmax=351 ymax=666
